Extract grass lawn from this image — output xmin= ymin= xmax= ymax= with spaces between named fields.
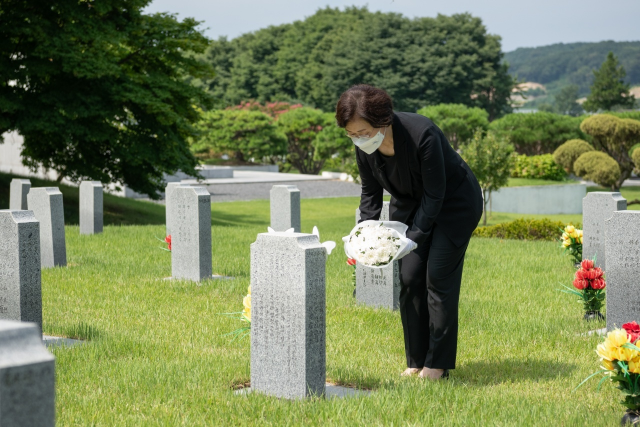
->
xmin=42 ymin=196 xmax=625 ymax=426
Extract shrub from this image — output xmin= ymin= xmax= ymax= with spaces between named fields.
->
xmin=552 ymin=139 xmax=595 ymax=174
xmin=510 ymin=154 xmax=566 ymax=181
xmin=473 ymin=218 xmax=575 ymax=241
xmin=573 ymin=151 xmax=621 ymax=189
xmin=416 ymin=104 xmax=489 ymax=149
xmin=633 ymin=147 xmax=640 ymax=174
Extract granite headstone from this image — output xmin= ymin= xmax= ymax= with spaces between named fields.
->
xmin=0 ymin=211 xmax=42 ymax=332
xmin=169 ymin=186 xmax=212 ymax=281
xmin=583 ymin=192 xmax=626 ymax=269
xmin=250 ymin=232 xmax=326 ymax=399
xmin=270 ymin=185 xmax=301 ymax=232
xmin=79 ymin=181 xmax=103 ymax=235
xmin=0 ymin=320 xmax=55 ymax=427
xmin=355 ymin=201 xmax=390 ymax=224
xmin=605 ymin=211 xmax=640 ymax=331
xmin=9 ymin=179 xmax=30 ymax=210
xmin=165 ymin=182 xmax=192 ymax=236
xmin=27 ymin=188 xmax=66 ymax=268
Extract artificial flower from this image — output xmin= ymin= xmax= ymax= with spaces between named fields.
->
xmin=573 ymin=279 xmax=588 ymax=290
xmin=623 ymin=321 xmax=640 ymax=343
xmin=581 ymin=259 xmax=594 ymax=270
xmin=565 ymin=225 xmax=575 ymax=234
xmin=165 ymin=235 xmax=172 ymax=251
xmin=347 ymin=258 xmax=356 ymax=266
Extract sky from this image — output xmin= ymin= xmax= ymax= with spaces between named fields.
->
xmin=144 ymin=0 xmax=640 ymax=52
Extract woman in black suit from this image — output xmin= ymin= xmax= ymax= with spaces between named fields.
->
xmin=336 ymin=85 xmax=484 ymax=380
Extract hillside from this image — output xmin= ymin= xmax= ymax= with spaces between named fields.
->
xmin=504 ymin=41 xmax=640 ymax=104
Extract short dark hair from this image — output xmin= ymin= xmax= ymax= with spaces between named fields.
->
xmin=335 ymin=84 xmax=394 ymax=128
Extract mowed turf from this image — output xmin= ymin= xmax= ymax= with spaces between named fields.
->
xmin=43 ymin=197 xmax=625 ymax=426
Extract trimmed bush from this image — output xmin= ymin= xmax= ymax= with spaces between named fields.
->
xmin=633 ymin=146 xmax=640 ymax=174
xmin=510 ymin=154 xmax=566 ymax=181
xmin=552 ymin=139 xmax=595 ymax=174
xmin=574 ymin=151 xmax=621 ymax=189
xmin=473 ymin=218 xmax=575 ymax=241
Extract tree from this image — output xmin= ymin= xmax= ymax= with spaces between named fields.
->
xmin=0 ymin=0 xmax=212 ymax=197
xmin=200 ymin=8 xmax=515 ymax=117
xmin=554 ymin=85 xmax=584 ymax=116
xmin=489 ymin=112 xmax=586 ymax=154
xmin=580 ymin=114 xmax=640 ymax=190
xmin=313 ymin=112 xmax=354 ymax=173
xmin=573 ymin=151 xmax=621 ymax=190
xmin=460 ymin=130 xmax=515 ymax=225
xmin=583 ymin=52 xmax=636 ymax=112
xmin=276 ymin=107 xmax=328 ymax=174
xmin=191 ymin=109 xmax=287 ymax=163
xmin=416 ymin=104 xmax=489 ymax=149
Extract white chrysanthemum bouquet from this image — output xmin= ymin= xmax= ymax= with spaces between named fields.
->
xmin=343 ymin=220 xmax=417 ymax=268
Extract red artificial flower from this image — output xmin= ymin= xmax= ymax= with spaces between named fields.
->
xmin=346 ymin=258 xmax=356 ymax=266
xmin=581 ymin=259 xmax=594 ymax=270
xmin=575 ymin=269 xmax=585 ymax=280
xmin=593 ymin=267 xmax=604 ymax=279
xmin=622 ymin=322 xmax=640 ymax=343
xmin=591 ymin=278 xmax=606 ymax=290
xmin=165 ymin=235 xmax=172 ymax=251
xmin=573 ymin=278 xmax=588 ymax=290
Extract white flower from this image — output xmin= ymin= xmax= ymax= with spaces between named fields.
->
xmin=348 ymin=224 xmax=400 ymax=266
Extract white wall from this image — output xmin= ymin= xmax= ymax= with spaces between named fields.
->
xmin=0 ymin=132 xmax=72 ymax=183
xmin=490 ymin=184 xmax=586 ymax=214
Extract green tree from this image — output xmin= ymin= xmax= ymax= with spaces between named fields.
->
xmin=460 ymin=130 xmax=515 ymax=225
xmin=191 ymin=109 xmax=287 ymax=163
xmin=489 ymin=112 xmax=586 ymax=154
xmin=554 ymin=85 xmax=584 ymax=116
xmin=313 ymin=112 xmax=354 ymax=173
xmin=583 ymin=52 xmax=636 ymax=112
xmin=276 ymin=107 xmax=328 ymax=174
xmin=416 ymin=104 xmax=489 ymax=149
xmin=201 ymin=8 xmax=515 ymax=117
xmin=580 ymin=114 xmax=640 ymax=189
xmin=1 ymin=0 xmax=212 ymax=197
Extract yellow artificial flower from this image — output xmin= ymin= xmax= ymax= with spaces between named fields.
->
xmin=577 ymin=229 xmax=583 ymax=238
xmin=630 ymin=357 xmax=640 ymax=374
xmin=242 ymin=286 xmax=252 ymax=322
xmin=571 ymin=231 xmax=579 ymax=239
xmin=601 ymin=359 xmax=616 ymax=371
xmin=597 ymin=329 xmax=631 ymax=362
xmin=565 ymin=225 xmax=575 ymax=234
xmin=562 ymin=232 xmax=569 ymax=240
xmin=562 ymin=239 xmax=571 ymax=247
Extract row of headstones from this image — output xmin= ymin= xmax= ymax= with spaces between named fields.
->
xmin=582 ymin=192 xmax=639 ymax=331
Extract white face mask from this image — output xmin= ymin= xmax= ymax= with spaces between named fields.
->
xmin=350 ymin=127 xmax=386 ymax=155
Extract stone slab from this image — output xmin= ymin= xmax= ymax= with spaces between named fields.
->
xmin=250 ymin=232 xmax=326 ymax=399
xmin=27 ymin=187 xmax=66 ymax=268
xmin=270 ymin=185 xmax=301 ymax=232
xmin=583 ymin=192 xmax=627 ymax=269
xmin=79 ymin=181 xmax=103 ymax=235
xmin=165 ymin=183 xmax=192 ymax=236
xmin=9 ymin=179 xmax=30 ymax=210
xmin=356 ymin=261 xmax=401 ymax=310
xmin=0 ymin=210 xmax=42 ymax=332
xmin=235 ymin=383 xmax=370 ymax=399
xmin=42 ymin=335 xmax=84 ymax=348
xmin=605 ymin=211 xmax=640 ymax=330
xmin=0 ymin=320 xmax=55 ymax=427
xmin=169 ymin=186 xmax=212 ymax=282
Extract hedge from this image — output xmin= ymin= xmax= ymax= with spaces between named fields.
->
xmin=472 ymin=218 xmax=578 ymax=241
xmin=510 ymin=154 xmax=566 ymax=181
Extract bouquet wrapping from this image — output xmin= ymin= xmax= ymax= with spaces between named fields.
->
xmin=342 ymin=220 xmax=418 ymax=269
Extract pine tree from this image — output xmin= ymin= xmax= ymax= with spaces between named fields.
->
xmin=583 ymin=52 xmax=636 ymax=112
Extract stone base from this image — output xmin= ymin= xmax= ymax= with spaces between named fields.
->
xmin=578 ymin=328 xmax=607 ymax=337
xmin=234 ymin=383 xmax=370 ymax=400
xmin=163 ymin=274 xmax=234 ymax=281
xmin=42 ymin=335 xmax=84 ymax=348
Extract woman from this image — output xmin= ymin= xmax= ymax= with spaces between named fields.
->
xmin=336 ymin=85 xmax=484 ymax=380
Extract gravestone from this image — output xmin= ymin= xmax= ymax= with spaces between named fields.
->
xmin=165 ymin=182 xmax=192 ymax=236
xmin=0 ymin=211 xmax=42 ymax=332
xmin=250 ymin=232 xmax=326 ymax=399
xmin=27 ymin=188 xmax=66 ymax=268
xmin=0 ymin=320 xmax=55 ymax=427
xmin=354 ymin=202 xmax=400 ymax=309
xmin=168 ymin=186 xmax=212 ymax=281
xmin=270 ymin=185 xmax=301 ymax=232
xmin=583 ymin=192 xmax=627 ymax=269
xmin=79 ymin=181 xmax=103 ymax=235
xmin=9 ymin=179 xmax=30 ymax=210
xmin=356 ymin=262 xmax=401 ymax=310
xmin=355 ymin=201 xmax=390 ymax=224
xmin=605 ymin=211 xmax=640 ymax=331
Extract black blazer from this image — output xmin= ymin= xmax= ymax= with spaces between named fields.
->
xmin=356 ymin=112 xmax=484 ymax=248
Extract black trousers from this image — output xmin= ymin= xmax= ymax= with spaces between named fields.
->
xmin=398 ymin=225 xmax=470 ymax=370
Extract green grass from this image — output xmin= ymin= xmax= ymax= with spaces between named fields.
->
xmin=41 ymin=196 xmax=626 ymax=425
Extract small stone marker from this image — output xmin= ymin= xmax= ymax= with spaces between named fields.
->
xmin=0 ymin=320 xmax=55 ymax=427
xmin=270 ymin=185 xmax=301 ymax=232
xmin=27 ymin=188 xmax=66 ymax=268
xmin=79 ymin=181 xmax=103 ymax=235
xmin=583 ymin=192 xmax=626 ymax=269
xmin=250 ymin=232 xmax=326 ymax=399
xmin=169 ymin=186 xmax=212 ymax=282
xmin=165 ymin=182 xmax=191 ymax=236
xmin=605 ymin=211 xmax=640 ymax=331
xmin=0 ymin=211 xmax=42 ymax=332
xmin=354 ymin=202 xmax=400 ymax=309
xmin=9 ymin=179 xmax=31 ymax=210
xmin=356 ymin=262 xmax=401 ymax=310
